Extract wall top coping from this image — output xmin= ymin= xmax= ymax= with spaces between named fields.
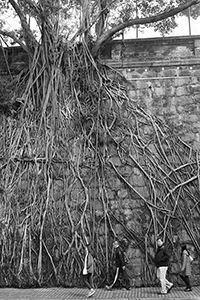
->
xmin=0 ymin=36 xmax=200 ymax=74
xmin=100 ymin=35 xmax=200 ymax=65
xmin=110 ymin=35 xmax=200 ymax=44
xmin=102 ymin=57 xmax=200 ymax=69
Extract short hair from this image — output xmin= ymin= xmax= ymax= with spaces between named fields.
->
xmin=181 ymin=244 xmax=187 ymax=252
xmin=113 ymin=240 xmax=119 ymax=246
xmin=157 ymin=237 xmax=163 ymax=241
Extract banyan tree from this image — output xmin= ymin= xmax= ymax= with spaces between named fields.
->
xmin=0 ymin=0 xmax=200 ymax=288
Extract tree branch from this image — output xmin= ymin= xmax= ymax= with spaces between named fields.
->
xmin=0 ymin=29 xmax=32 ymax=56
xmin=93 ymin=0 xmax=200 ymax=57
xmin=8 ymin=0 xmax=38 ymax=50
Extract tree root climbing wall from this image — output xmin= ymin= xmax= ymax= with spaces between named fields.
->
xmin=0 ymin=41 xmax=200 ymax=288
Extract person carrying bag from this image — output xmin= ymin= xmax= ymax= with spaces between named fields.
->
xmin=179 ymin=244 xmax=192 ymax=292
xmin=82 ymin=242 xmax=96 ymax=297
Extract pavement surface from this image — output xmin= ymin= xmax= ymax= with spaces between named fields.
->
xmin=0 ymin=286 xmax=199 ymax=300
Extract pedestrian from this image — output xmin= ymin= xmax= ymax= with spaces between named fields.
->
xmin=82 ymin=241 xmax=96 ymax=297
xmin=154 ymin=237 xmax=173 ymax=295
xmin=105 ymin=240 xmax=130 ymax=290
xmin=179 ymin=244 xmax=192 ymax=292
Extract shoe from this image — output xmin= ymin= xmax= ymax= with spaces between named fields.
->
xmin=158 ymin=291 xmax=167 ymax=295
xmin=184 ymin=287 xmax=192 ymax=292
xmin=105 ymin=285 xmax=112 ymax=290
xmin=88 ymin=289 xmax=96 ymax=297
xmin=121 ymin=287 xmax=130 ymax=291
xmin=167 ymin=284 xmax=173 ymax=293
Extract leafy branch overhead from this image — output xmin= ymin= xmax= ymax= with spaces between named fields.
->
xmin=0 ymin=0 xmax=200 ymax=55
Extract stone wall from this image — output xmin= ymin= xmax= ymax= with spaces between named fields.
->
xmin=1 ymin=37 xmax=200 ymax=147
xmin=0 ymin=37 xmax=200 ymax=287
xmin=101 ymin=35 xmax=200 ymax=150
xmin=100 ymin=36 xmax=200 ymax=287
xmin=0 ymin=46 xmax=28 ymax=74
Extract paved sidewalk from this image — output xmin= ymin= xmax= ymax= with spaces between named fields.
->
xmin=0 ymin=286 xmax=199 ymax=300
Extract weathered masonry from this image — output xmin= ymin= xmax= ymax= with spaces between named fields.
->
xmin=0 ymin=36 xmax=200 ymax=288
xmin=101 ymin=35 xmax=200 ymax=150
xmin=1 ymin=36 xmax=200 ymax=151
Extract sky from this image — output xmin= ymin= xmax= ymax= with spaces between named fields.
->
xmin=1 ymin=10 xmax=200 ymax=41
xmin=125 ymin=16 xmax=200 ymax=39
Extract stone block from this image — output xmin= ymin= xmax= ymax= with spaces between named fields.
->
xmin=129 ymin=173 xmax=145 ymax=187
xmin=176 ymin=86 xmax=188 ymax=96
xmin=193 ymin=141 xmax=200 ymax=151
xmin=117 ymin=188 xmax=128 ymax=198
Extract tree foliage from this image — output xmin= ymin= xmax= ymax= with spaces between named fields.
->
xmin=179 ymin=2 xmax=200 ymax=19
xmin=0 ymin=0 xmax=200 ymax=53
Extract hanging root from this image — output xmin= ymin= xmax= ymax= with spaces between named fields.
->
xmin=0 ymin=38 xmax=200 ymax=287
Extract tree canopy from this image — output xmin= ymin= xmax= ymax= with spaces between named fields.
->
xmin=0 ymin=0 xmax=200 ymax=56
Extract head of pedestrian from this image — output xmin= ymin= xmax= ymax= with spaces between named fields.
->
xmin=85 ymin=240 xmax=93 ymax=252
xmin=157 ymin=238 xmax=164 ymax=247
xmin=181 ymin=244 xmax=187 ymax=253
xmin=113 ymin=240 xmax=120 ymax=248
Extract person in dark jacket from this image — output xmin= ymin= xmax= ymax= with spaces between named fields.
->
xmin=179 ymin=244 xmax=192 ymax=292
xmin=154 ymin=238 xmax=173 ymax=294
xmin=105 ymin=240 xmax=130 ymax=290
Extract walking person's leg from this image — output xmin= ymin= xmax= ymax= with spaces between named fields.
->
xmin=157 ymin=267 xmax=161 ymax=290
xmin=184 ymin=276 xmax=192 ymax=291
xmin=180 ymin=274 xmax=191 ymax=289
xmin=157 ymin=267 xmax=167 ymax=294
xmin=180 ymin=274 xmax=188 ymax=287
xmin=105 ymin=267 xmax=119 ymax=289
xmin=159 ymin=266 xmax=168 ymax=294
xmin=165 ymin=271 xmax=173 ymax=292
xmin=88 ymin=273 xmax=93 ymax=288
xmin=83 ymin=274 xmax=92 ymax=290
xmin=87 ymin=273 xmax=96 ymax=297
xmin=121 ymin=268 xmax=130 ymax=290
xmin=157 ymin=267 xmax=160 ymax=281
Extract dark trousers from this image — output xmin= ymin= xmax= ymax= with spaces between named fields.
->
xmin=179 ymin=274 xmax=191 ymax=289
xmin=109 ymin=267 xmax=130 ymax=289
xmin=83 ymin=273 xmax=93 ymax=290
xmin=120 ymin=268 xmax=130 ymax=289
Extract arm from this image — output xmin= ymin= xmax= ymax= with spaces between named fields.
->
xmin=181 ymin=252 xmax=187 ymax=271
xmin=118 ymin=248 xmax=126 ymax=268
xmin=160 ymin=248 xmax=169 ymax=262
xmin=163 ymin=251 xmax=170 ymax=261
